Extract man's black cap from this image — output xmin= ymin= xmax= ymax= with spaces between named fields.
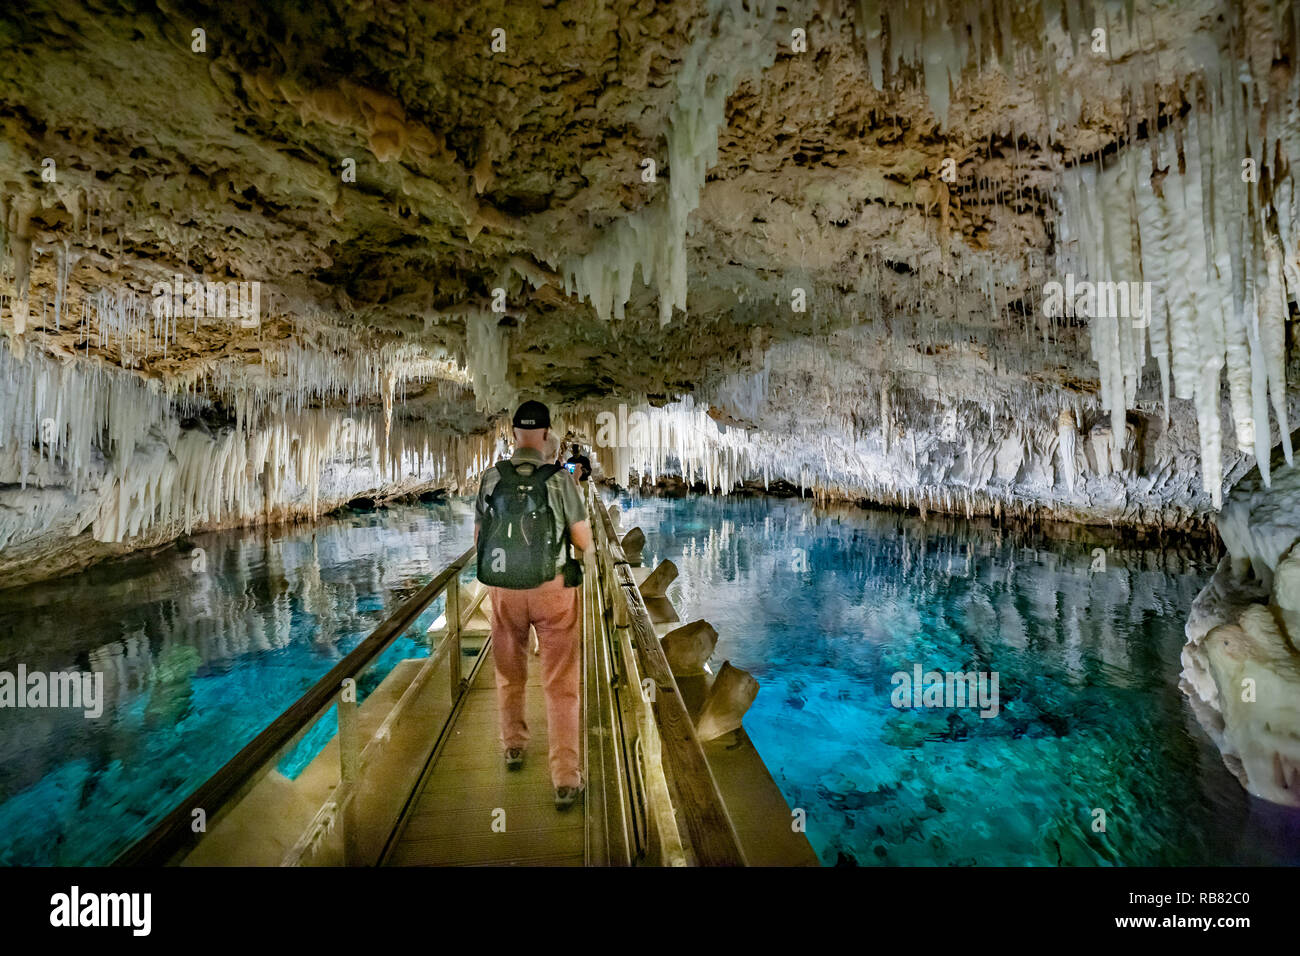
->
xmin=512 ymin=400 xmax=550 ymax=429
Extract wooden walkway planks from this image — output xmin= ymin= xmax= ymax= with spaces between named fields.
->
xmin=384 ymin=634 xmax=586 ymax=867
xmin=381 ymin=523 xmax=816 ymax=868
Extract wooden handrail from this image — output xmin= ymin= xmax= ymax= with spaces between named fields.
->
xmin=117 ymin=489 xmax=746 ymax=867
xmin=114 ymin=546 xmax=476 ymax=867
xmin=590 ymin=493 xmax=747 ymax=866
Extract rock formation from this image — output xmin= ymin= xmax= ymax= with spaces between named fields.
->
xmin=1181 ymin=437 xmax=1300 ymax=807
xmin=0 ymin=0 xmax=1298 ymax=800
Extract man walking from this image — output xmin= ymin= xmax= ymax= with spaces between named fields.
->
xmin=475 ymin=400 xmax=592 ymax=810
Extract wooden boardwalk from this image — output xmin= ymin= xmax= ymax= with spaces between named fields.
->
xmin=126 ymin=507 xmax=819 ymax=868
xmin=381 ymin=519 xmax=817 ymax=868
xmin=384 ymin=597 xmax=588 ymax=867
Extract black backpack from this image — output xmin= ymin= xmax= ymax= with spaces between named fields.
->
xmin=477 ymin=460 xmax=563 ymax=589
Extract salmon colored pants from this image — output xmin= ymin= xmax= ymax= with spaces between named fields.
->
xmin=489 ymin=574 xmax=582 ymax=789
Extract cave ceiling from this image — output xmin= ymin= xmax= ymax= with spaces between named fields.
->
xmin=3 ymin=0 xmax=1267 ymax=432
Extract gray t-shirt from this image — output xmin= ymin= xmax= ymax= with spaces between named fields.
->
xmin=475 ymin=447 xmax=588 ymax=578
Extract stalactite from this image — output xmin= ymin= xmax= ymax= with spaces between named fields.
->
xmin=0 ymin=341 xmax=492 ymax=554
xmin=1062 ymin=103 xmax=1298 ymax=508
xmin=557 ymin=0 xmax=783 ymax=325
xmin=464 ymin=310 xmax=515 ymax=414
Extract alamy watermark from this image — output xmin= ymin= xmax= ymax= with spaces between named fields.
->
xmin=0 ymin=665 xmax=104 ymax=718
xmin=890 ymin=663 xmax=999 ymax=718
xmin=593 ymin=403 xmax=749 ymax=449
xmin=595 ymin=404 xmax=669 ymax=448
xmin=1041 ymin=274 xmax=1152 ymax=328
xmin=50 ymin=886 xmax=150 ymax=935
xmin=151 ymin=274 xmax=261 ymax=327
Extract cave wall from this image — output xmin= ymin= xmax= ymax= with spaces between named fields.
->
xmin=0 ymin=0 xmax=1297 ymax=586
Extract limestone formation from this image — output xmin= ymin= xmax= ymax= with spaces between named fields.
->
xmin=1181 ymin=447 xmax=1300 ymax=807
xmin=0 ymin=1 xmax=1296 ymax=609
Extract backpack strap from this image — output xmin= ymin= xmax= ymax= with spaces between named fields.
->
xmin=486 ymin=460 xmax=516 ymax=513
xmin=531 ymin=463 xmax=569 ymax=553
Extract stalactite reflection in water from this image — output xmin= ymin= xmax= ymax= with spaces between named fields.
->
xmin=0 ymin=498 xmax=475 ymax=865
xmin=616 ymin=492 xmax=1298 ymax=866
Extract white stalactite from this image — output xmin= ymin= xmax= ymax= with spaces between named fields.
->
xmin=557 ymin=0 xmax=784 ymax=325
xmin=0 ymin=341 xmax=493 ymax=558
xmin=1061 ymin=104 xmax=1298 ymax=509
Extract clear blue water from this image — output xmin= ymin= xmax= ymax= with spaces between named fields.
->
xmin=0 ymin=498 xmax=476 ymax=866
xmin=3 ymin=491 xmax=1296 ymax=867
xmin=615 ymin=492 xmax=1300 ymax=866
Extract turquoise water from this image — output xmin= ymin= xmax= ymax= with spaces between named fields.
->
xmin=616 ymin=493 xmax=1300 ymax=866
xmin=0 ymin=498 xmax=476 ymax=866
xmin=3 ymin=491 xmax=1295 ymax=867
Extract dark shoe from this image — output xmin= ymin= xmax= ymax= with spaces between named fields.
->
xmin=505 ymin=747 xmax=524 ymax=771
xmin=554 ymin=784 xmax=583 ymax=811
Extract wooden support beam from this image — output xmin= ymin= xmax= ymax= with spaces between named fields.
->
xmin=694 ymin=662 xmax=760 ymax=742
xmin=447 ymin=573 xmax=462 ymax=699
xmin=338 ymin=688 xmax=361 ymax=866
xmin=661 ymin=620 xmax=717 ymax=677
xmin=639 ymin=558 xmax=677 ymax=597
xmin=593 ymin=496 xmax=627 ymax=564
xmin=615 ymin=563 xmax=746 ymax=866
xmin=621 ymin=527 xmax=645 ymax=565
xmin=426 ymin=580 xmax=486 ymax=638
xmin=591 ymin=491 xmax=745 ymax=865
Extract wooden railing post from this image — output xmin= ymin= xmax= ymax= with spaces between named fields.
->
xmin=447 ymin=573 xmax=462 ymax=699
xmin=338 ymin=681 xmax=360 ymax=866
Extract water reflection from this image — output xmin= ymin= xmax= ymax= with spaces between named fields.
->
xmin=0 ymin=498 xmax=475 ymax=865
xmin=616 ymin=493 xmax=1300 ymax=866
